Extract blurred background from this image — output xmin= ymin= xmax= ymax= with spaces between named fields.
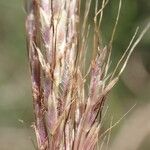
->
xmin=0 ymin=0 xmax=149 ymax=149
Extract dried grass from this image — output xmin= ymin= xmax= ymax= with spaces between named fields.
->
xmin=25 ymin=0 xmax=150 ymax=149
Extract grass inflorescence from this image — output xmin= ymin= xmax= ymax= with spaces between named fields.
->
xmin=25 ymin=0 xmax=150 ymax=149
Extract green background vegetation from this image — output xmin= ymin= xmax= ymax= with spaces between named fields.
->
xmin=0 ymin=0 xmax=149 ymax=149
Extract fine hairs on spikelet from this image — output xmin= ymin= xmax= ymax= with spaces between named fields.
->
xmin=25 ymin=0 xmax=150 ymax=149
